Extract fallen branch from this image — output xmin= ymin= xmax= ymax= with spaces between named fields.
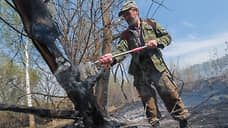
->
xmin=16 ymin=92 xmax=67 ymax=103
xmin=0 ymin=104 xmax=79 ymax=119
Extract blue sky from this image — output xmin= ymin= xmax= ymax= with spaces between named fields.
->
xmin=134 ymin=0 xmax=228 ymax=68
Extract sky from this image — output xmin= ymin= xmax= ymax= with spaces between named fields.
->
xmin=134 ymin=0 xmax=228 ymax=68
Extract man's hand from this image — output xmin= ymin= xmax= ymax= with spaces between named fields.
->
xmin=100 ymin=53 xmax=113 ymax=64
xmin=146 ymin=40 xmax=157 ymax=48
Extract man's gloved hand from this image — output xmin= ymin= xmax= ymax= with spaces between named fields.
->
xmin=100 ymin=53 xmax=113 ymax=64
xmin=146 ymin=40 xmax=157 ymax=48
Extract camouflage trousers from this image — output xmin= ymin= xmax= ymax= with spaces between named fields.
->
xmin=134 ymin=68 xmax=189 ymax=122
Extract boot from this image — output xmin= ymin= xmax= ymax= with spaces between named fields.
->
xmin=179 ymin=119 xmax=189 ymax=128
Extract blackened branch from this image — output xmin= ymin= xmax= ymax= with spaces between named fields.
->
xmin=0 ymin=104 xmax=79 ymax=119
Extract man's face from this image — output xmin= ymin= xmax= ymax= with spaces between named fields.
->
xmin=122 ymin=8 xmax=139 ymax=26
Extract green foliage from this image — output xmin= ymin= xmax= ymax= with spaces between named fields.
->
xmin=28 ymin=69 xmax=41 ymax=86
xmin=0 ymin=56 xmax=40 ymax=104
xmin=0 ymin=58 xmax=22 ymax=103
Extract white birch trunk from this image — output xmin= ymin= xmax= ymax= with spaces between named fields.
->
xmin=25 ymin=37 xmax=35 ymax=128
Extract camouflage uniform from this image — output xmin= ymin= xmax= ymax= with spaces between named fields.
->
xmin=112 ymin=19 xmax=189 ymax=122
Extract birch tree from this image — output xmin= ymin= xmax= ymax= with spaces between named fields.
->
xmin=25 ymin=37 xmax=35 ymax=128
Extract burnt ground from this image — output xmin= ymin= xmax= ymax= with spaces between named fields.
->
xmin=110 ymin=79 xmax=228 ymax=128
xmin=110 ymin=100 xmax=228 ymax=128
xmin=46 ymin=78 xmax=228 ymax=128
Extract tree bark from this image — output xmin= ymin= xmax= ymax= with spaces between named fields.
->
xmin=11 ymin=0 xmax=107 ymax=127
xmin=25 ymin=37 xmax=36 ymax=128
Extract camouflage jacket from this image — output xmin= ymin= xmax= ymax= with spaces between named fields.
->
xmin=112 ymin=19 xmax=171 ymax=76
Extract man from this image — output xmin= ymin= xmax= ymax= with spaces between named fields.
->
xmin=100 ymin=1 xmax=189 ymax=128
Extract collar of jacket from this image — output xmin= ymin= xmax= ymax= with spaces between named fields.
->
xmin=127 ymin=18 xmax=154 ymax=33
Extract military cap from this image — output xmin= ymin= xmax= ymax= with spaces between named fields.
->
xmin=118 ymin=1 xmax=138 ymax=17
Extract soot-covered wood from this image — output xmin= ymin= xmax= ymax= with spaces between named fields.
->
xmin=10 ymin=0 xmax=115 ymax=127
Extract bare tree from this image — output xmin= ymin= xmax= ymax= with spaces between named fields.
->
xmin=25 ymin=37 xmax=36 ymax=128
xmin=0 ymin=0 xmax=172 ymax=127
xmin=47 ymin=0 xmax=125 ymax=111
xmin=0 ymin=0 xmax=110 ymax=127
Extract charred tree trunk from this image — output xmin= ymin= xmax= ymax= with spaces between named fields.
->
xmin=11 ymin=0 xmax=108 ymax=127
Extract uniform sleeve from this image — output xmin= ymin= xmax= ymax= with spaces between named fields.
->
xmin=154 ymin=20 xmax=172 ymax=49
xmin=111 ymin=36 xmax=129 ymax=63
